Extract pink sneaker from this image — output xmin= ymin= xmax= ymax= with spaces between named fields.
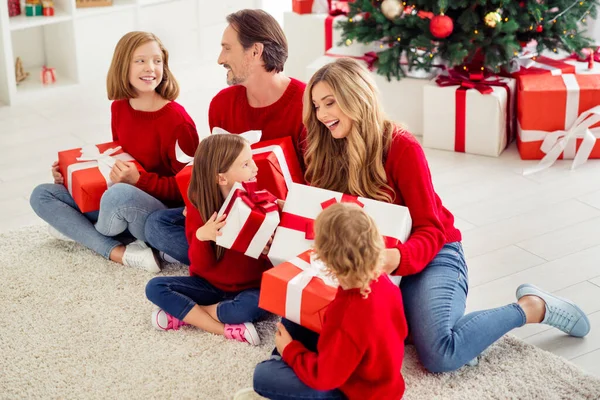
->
xmin=151 ymin=309 xmax=189 ymax=331
xmin=224 ymin=322 xmax=261 ymax=346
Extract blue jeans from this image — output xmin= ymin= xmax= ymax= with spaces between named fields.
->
xmin=145 ymin=275 xmax=267 ymax=324
xmin=94 ymin=183 xmax=166 ymax=242
xmin=400 ymin=242 xmax=527 ymax=373
xmin=30 ymin=183 xmax=166 ymax=259
xmin=145 ymin=207 xmax=189 ymax=264
xmin=253 ymin=319 xmax=346 ymax=400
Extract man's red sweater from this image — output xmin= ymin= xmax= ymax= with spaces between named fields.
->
xmin=282 ymin=274 xmax=407 ymax=400
xmin=185 ymin=204 xmax=270 ymax=292
xmin=111 ymin=100 xmax=199 ymax=205
xmin=384 ymin=128 xmax=462 ymax=276
xmin=208 ymin=78 xmax=306 ymax=157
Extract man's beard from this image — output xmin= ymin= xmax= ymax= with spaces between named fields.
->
xmin=225 ymin=65 xmax=248 ymax=86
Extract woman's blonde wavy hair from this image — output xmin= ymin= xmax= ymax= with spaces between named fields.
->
xmin=314 ymin=203 xmax=383 ymax=298
xmin=303 ymin=57 xmax=395 ymax=203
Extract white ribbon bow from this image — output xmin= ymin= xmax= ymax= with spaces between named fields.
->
xmin=67 ymin=145 xmax=134 ymax=196
xmin=285 ymin=252 xmax=338 ymax=325
xmin=523 ymin=105 xmax=600 ymax=175
xmin=509 ymin=50 xmax=537 ymax=73
xmin=175 ymin=127 xmax=263 ymax=165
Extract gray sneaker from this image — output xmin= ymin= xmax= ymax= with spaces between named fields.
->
xmin=122 ymin=240 xmax=161 ymax=273
xmin=516 ymin=283 xmax=591 ymax=337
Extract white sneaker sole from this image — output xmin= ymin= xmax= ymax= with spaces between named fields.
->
xmin=243 ymin=322 xmax=261 ymax=346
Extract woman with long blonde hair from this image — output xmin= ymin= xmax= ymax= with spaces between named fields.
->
xmin=288 ymin=58 xmax=590 ymax=377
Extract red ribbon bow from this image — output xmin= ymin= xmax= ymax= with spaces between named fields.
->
xmin=435 ymin=68 xmax=513 ymax=153
xmin=222 ymin=182 xmax=278 ymax=255
xmin=238 ymin=181 xmax=278 ymax=213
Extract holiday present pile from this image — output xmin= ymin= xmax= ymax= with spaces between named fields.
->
xmin=423 ymin=68 xmax=516 ymax=157
xmin=58 ymin=142 xmax=145 ymax=213
xmin=175 ymin=130 xmax=304 ymax=205
xmin=215 ymin=181 xmax=280 ymax=259
xmin=259 ymin=182 xmax=411 ymax=332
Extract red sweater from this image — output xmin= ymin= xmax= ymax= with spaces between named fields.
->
xmin=384 ymin=129 xmax=462 ymax=276
xmin=208 ymin=78 xmax=306 ymax=157
xmin=111 ymin=100 xmax=199 ymax=205
xmin=185 ymin=204 xmax=271 ymax=292
xmin=282 ymin=275 xmax=407 ymax=400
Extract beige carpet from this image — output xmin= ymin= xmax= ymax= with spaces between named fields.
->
xmin=2 ymin=226 xmax=600 ymax=400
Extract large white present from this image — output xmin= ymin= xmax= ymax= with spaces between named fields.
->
xmin=268 ymin=183 xmax=412 ymax=267
xmin=216 ymin=181 xmax=280 ymax=259
xmin=423 ymin=70 xmax=516 ymax=157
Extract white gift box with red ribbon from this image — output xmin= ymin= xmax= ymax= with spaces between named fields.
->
xmin=267 ymin=182 xmax=412 ymax=267
xmin=216 ymin=181 xmax=280 ymax=259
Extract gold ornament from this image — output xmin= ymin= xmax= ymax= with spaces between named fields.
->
xmin=484 ymin=11 xmax=502 ymax=28
xmin=380 ymin=0 xmax=404 ymax=20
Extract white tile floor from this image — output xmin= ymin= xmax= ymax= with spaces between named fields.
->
xmin=1 ymin=60 xmax=599 ymax=378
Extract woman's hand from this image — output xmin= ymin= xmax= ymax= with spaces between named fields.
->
xmin=261 ymin=235 xmax=274 ymax=255
xmin=275 ymin=322 xmax=293 ymax=355
xmin=51 ymin=161 xmax=64 ymax=185
xmin=382 ymin=248 xmax=401 ymax=275
xmin=109 ymin=160 xmax=140 ymax=185
xmin=195 ymin=212 xmax=226 ymax=242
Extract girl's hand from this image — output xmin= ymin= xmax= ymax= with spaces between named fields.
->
xmin=182 ymin=207 xmax=187 ymax=217
xmin=276 ymin=199 xmax=285 ymax=211
xmin=382 ymin=248 xmax=401 ymax=275
xmin=195 ymin=212 xmax=227 ymax=242
xmin=275 ymin=322 xmax=293 ymax=355
xmin=109 ymin=160 xmax=140 ymax=185
xmin=51 ymin=161 xmax=64 ymax=185
xmin=261 ymin=235 xmax=274 ymax=255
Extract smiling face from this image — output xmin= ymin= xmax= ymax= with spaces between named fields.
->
xmin=128 ymin=40 xmax=164 ymax=95
xmin=217 ymin=24 xmax=252 ymax=86
xmin=311 ymin=81 xmax=353 ymax=139
xmin=218 ymin=143 xmax=258 ymax=194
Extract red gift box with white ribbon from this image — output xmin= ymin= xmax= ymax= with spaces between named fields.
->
xmin=259 ymin=249 xmax=338 ymax=333
xmin=216 ymin=181 xmax=280 ymax=259
xmin=58 ymin=142 xmax=145 ymax=213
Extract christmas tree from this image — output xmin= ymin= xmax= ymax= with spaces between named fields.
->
xmin=338 ymin=0 xmax=600 ymax=80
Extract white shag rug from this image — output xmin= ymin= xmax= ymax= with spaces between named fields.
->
xmin=2 ymin=225 xmax=600 ymax=400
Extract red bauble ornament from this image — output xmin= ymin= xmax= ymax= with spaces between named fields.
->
xmin=536 ymin=25 xmax=543 ymax=32
xmin=519 ymin=1 xmax=525 ymax=7
xmin=430 ymin=14 xmax=454 ymax=39
xmin=364 ymin=12 xmax=371 ymax=19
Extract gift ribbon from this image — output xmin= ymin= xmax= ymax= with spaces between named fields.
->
xmin=324 ymin=51 xmax=379 ymax=71
xmin=436 ymin=69 xmax=512 ymax=153
xmin=221 ymin=181 xmax=278 ymax=254
xmin=568 ymin=48 xmax=600 ymax=69
xmin=66 ymin=145 xmax=134 ymax=197
xmin=284 ymin=251 xmax=338 ymax=326
xmin=175 ymin=128 xmax=263 ymax=165
xmin=510 ymin=53 xmax=576 ymax=76
xmin=521 ymin=75 xmax=600 ymax=175
xmin=280 ymin=194 xmax=400 ymax=247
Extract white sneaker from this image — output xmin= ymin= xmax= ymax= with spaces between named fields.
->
xmin=122 ymin=240 xmax=161 ymax=273
xmin=233 ymin=387 xmax=267 ymax=400
xmin=48 ymin=226 xmax=74 ymax=242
